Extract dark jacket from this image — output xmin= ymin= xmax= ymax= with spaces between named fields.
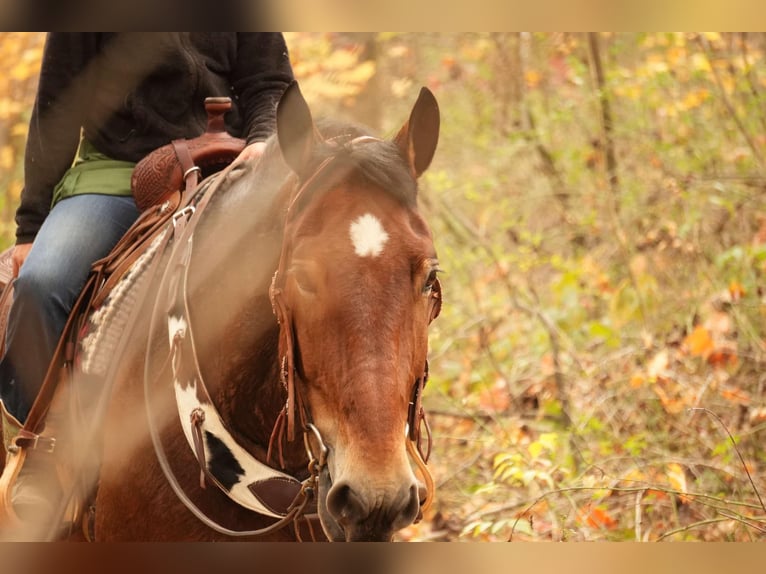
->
xmin=16 ymin=32 xmax=294 ymax=244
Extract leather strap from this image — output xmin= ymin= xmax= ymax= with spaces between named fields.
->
xmin=171 ymin=139 xmax=199 ymax=191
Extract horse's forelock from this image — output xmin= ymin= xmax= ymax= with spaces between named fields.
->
xmin=282 ymin=119 xmax=417 ymax=217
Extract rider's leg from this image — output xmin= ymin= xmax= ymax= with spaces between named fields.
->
xmin=0 ymin=193 xmax=139 ymax=538
xmin=0 ymin=193 xmax=140 ymax=424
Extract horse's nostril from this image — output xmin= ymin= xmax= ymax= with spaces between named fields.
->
xmin=326 ymin=482 xmax=366 ymax=523
xmin=417 ymin=483 xmax=428 ymax=506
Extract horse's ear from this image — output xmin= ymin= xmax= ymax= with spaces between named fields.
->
xmin=393 ymin=87 xmax=440 ymax=179
xmin=277 ymin=81 xmax=322 ymax=175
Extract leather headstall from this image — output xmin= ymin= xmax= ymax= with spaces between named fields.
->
xmin=266 ymin=135 xmax=443 ymax=486
xmin=267 ymin=136 xmax=384 ymax=464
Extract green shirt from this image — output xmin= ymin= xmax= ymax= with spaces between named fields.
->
xmin=51 ymin=139 xmax=135 ymax=208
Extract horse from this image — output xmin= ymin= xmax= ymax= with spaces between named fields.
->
xmin=1 ymin=82 xmax=443 ymax=542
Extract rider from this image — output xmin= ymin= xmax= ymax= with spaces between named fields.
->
xmin=0 ymin=32 xmax=294 ymax=529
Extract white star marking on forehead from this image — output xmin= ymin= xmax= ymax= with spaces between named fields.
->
xmin=349 ymin=213 xmax=389 ymax=257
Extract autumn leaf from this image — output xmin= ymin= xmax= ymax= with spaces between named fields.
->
xmin=707 ymin=348 xmax=739 ymax=369
xmin=683 ymin=325 xmax=714 ymax=357
xmin=728 ymin=280 xmax=745 ymax=300
xmin=749 ymin=407 xmax=766 ymax=425
xmin=720 ymin=387 xmax=750 ymax=405
xmin=653 ymin=384 xmax=687 ymax=414
xmin=525 ymin=69 xmax=542 ymax=89
xmin=666 ymin=463 xmax=691 ymax=504
xmin=577 ymin=505 xmax=617 ymax=530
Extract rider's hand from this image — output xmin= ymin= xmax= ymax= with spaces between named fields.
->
xmin=11 ymin=243 xmax=33 ymax=278
xmin=234 ymin=141 xmax=267 ymax=165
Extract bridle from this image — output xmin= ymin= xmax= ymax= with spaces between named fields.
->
xmin=266 ymin=134 xmax=443 ymax=517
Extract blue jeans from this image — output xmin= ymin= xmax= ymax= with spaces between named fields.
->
xmin=0 ymin=194 xmax=140 ymax=423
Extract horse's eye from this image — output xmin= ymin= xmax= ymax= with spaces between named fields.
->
xmin=291 ymin=266 xmax=318 ymax=295
xmin=423 ymin=269 xmax=438 ymax=294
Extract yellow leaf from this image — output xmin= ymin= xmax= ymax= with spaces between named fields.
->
xmin=341 ymin=60 xmax=376 ymax=86
xmin=666 ymin=463 xmax=690 ymax=503
xmin=623 ymin=468 xmax=645 ymax=483
xmin=666 ymin=463 xmax=686 ymax=492
xmin=691 ymin=53 xmax=711 ymax=72
xmin=653 ymin=384 xmax=686 ymax=414
xmin=528 ymin=441 xmax=544 ymax=459
xmin=525 ymin=70 xmax=542 ymax=89
xmin=538 ymin=432 xmax=558 ymax=451
xmin=681 ymin=89 xmax=709 ymax=110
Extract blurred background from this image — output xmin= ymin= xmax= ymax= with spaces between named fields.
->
xmin=1 ymin=32 xmax=765 ymax=541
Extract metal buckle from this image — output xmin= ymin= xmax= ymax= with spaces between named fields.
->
xmin=183 ymin=166 xmax=202 ymax=180
xmin=15 ymin=434 xmax=56 ymax=454
xmin=172 ymin=205 xmax=196 ymax=228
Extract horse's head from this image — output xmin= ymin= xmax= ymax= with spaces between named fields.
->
xmin=271 ymin=83 xmax=441 ymax=541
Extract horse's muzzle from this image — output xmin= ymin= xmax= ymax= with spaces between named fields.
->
xmin=317 ymin=463 xmax=421 ymax=542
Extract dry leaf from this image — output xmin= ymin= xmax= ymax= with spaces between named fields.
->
xmin=653 ymin=384 xmax=686 ymax=414
xmin=577 ymin=506 xmax=617 ymax=530
xmin=683 ymin=325 xmax=714 ymax=357
xmin=708 ymin=348 xmax=739 ymax=369
xmin=728 ymin=280 xmax=746 ymax=300
xmin=647 ymin=349 xmax=669 ymax=378
xmin=720 ymin=387 xmax=750 ymax=405
xmin=666 ymin=463 xmax=690 ymax=503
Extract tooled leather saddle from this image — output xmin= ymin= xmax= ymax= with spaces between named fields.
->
xmin=130 ymin=96 xmax=246 ymax=212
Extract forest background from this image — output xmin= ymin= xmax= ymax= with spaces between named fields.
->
xmin=0 ymin=32 xmax=764 ymax=541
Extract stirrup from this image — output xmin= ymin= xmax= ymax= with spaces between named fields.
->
xmin=0 ymin=431 xmax=30 ymax=530
xmin=0 ymin=405 xmax=82 ymax=540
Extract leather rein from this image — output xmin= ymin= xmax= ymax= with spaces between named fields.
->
xmin=144 ymin=135 xmax=441 ymax=538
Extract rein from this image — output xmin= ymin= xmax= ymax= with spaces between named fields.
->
xmin=142 ymin=161 xmax=321 ymax=538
